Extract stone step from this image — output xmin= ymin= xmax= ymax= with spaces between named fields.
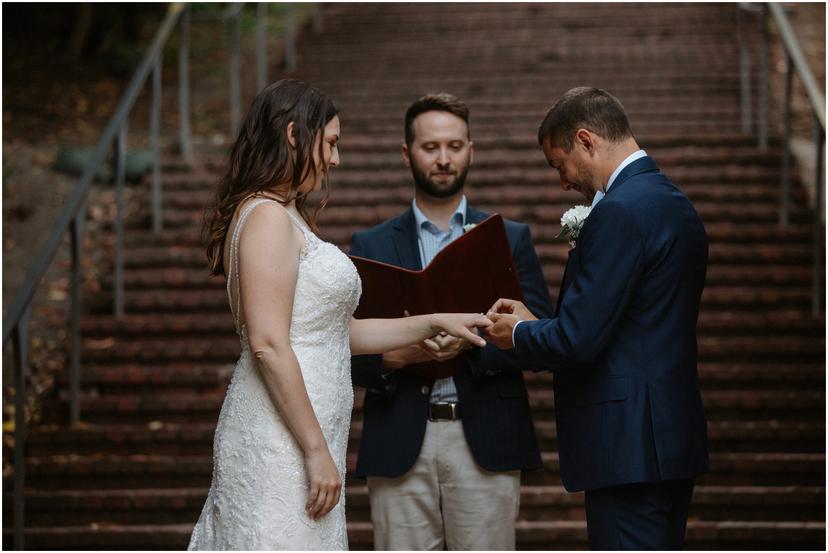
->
xmin=6 ymin=484 xmax=823 ymax=528
xmin=51 ymin=360 xmax=826 ymax=397
xmin=27 ymin=418 xmax=825 ymax=458
xmin=20 ymin=450 xmax=827 ymax=492
xmin=43 ymin=385 xmax=824 ymax=425
xmin=138 ymin=161 xmax=792 ymax=194
xmin=5 ymin=519 xmax=824 ymax=550
xmin=147 ymin=183 xmax=802 ymax=214
xmin=79 ymin=309 xmax=825 ymax=339
xmin=127 ymin=201 xmax=813 ymax=234
xmin=54 ymin=363 xmax=231 ymax=394
xmin=87 ymin=283 xmax=821 ymax=316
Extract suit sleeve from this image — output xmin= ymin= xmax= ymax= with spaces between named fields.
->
xmin=513 ymin=200 xmax=644 ymax=373
xmin=349 ymin=232 xmax=400 ymax=397
xmin=466 ymin=224 xmax=555 ymax=377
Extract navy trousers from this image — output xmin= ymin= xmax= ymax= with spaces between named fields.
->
xmin=584 ymin=478 xmax=695 ymax=550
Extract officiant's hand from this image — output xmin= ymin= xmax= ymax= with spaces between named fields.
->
xmin=421 ymin=332 xmax=473 ymax=362
xmin=483 ymin=312 xmax=521 ymax=350
xmin=488 ymin=298 xmax=538 ymax=322
xmin=382 ymin=343 xmax=434 ymax=372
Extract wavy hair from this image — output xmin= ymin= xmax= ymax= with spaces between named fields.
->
xmin=204 ymin=79 xmax=338 ymax=276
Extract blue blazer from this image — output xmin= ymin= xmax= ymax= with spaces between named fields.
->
xmin=514 ymin=156 xmax=710 ymax=492
xmin=350 ymin=205 xmax=554 ymax=478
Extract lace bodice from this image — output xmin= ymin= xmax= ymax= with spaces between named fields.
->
xmin=189 ymin=198 xmax=361 ymax=550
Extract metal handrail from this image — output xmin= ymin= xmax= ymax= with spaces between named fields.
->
xmin=3 ymin=3 xmax=184 ymax=343
xmin=767 ymin=3 xmax=825 ymax=129
xmin=2 ymin=4 xmax=185 ymax=548
xmin=739 ymin=3 xmax=825 ymax=315
xmin=764 ymin=3 xmax=825 ymax=315
xmin=2 ymin=4 xmax=321 ymax=548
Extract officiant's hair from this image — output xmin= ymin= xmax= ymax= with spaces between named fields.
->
xmin=404 ymin=93 xmax=470 ymax=147
xmin=537 ymin=87 xmax=633 ymax=152
xmin=204 ymin=79 xmax=338 ymax=276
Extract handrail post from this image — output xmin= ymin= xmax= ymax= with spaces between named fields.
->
xmin=739 ymin=4 xmax=753 ymax=134
xmin=313 ymin=4 xmax=324 ymax=34
xmin=780 ymin=53 xmax=793 ymax=228
xmin=12 ymin=306 xmax=31 ymax=550
xmin=178 ymin=4 xmax=192 ymax=160
xmin=813 ymin=117 xmax=825 ymax=316
xmin=757 ymin=4 xmax=769 ymax=151
xmin=114 ymin=122 xmax=127 ymax=318
xmin=256 ymin=3 xmax=268 ymax=92
xmin=229 ymin=7 xmax=242 ymax=137
xmin=151 ymin=54 xmax=163 ymax=233
xmin=285 ymin=4 xmax=297 ymax=72
xmin=70 ymin=216 xmax=83 ymax=425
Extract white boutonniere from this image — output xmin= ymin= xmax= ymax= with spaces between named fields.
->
xmin=462 ymin=223 xmax=477 ymax=233
xmin=558 ymin=205 xmax=592 ymax=247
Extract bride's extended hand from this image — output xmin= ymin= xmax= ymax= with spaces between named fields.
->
xmin=428 ymin=313 xmax=492 ymax=348
xmin=304 ymin=446 xmax=341 ymax=520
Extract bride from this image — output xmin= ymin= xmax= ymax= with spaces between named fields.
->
xmin=188 ymin=79 xmax=491 ymax=550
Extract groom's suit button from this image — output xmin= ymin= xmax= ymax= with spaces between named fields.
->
xmin=421 ymin=386 xmax=430 ymax=395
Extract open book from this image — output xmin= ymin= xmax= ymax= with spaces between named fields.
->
xmin=350 ymin=214 xmax=523 ymax=379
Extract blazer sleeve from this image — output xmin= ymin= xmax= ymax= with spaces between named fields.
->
xmin=349 ymin=231 xmax=400 ymax=397
xmin=466 ymin=224 xmax=555 ymax=377
xmin=513 ymin=200 xmax=645 ymax=373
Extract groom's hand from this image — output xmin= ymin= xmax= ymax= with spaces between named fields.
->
xmin=488 ymin=298 xmax=537 ymax=322
xmin=483 ymin=313 xmax=520 ymax=350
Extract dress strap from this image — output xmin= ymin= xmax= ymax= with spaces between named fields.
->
xmin=226 ymin=198 xmax=275 ymax=333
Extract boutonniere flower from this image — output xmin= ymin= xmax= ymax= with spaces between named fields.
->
xmin=462 ymin=223 xmax=477 ymax=233
xmin=558 ymin=205 xmax=592 ymax=248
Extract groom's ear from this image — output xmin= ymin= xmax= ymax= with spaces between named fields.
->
xmin=402 ymin=143 xmax=412 ymax=168
xmin=286 ymin=121 xmax=297 ymax=149
xmin=575 ymin=128 xmax=595 ymax=155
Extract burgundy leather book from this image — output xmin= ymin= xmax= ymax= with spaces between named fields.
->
xmin=350 ymin=214 xmax=523 ymax=379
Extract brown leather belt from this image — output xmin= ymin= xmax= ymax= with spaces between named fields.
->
xmin=428 ymin=402 xmax=461 ymax=421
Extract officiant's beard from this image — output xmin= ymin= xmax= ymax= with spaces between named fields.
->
xmin=411 ymin=164 xmax=469 ymax=199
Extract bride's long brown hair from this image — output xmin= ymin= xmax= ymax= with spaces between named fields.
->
xmin=204 ymin=79 xmax=338 ymax=276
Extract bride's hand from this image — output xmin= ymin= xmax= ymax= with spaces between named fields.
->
xmin=428 ymin=313 xmax=492 ymax=348
xmin=304 ymin=446 xmax=341 ymax=520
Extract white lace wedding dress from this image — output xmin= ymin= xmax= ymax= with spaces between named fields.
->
xmin=188 ymin=199 xmax=361 ymax=550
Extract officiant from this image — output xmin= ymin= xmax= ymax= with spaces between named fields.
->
xmin=349 ymin=93 xmax=554 ymax=550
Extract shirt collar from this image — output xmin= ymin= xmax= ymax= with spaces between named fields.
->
xmin=591 ymin=149 xmax=647 ymax=209
xmin=412 ymin=195 xmax=467 ymax=234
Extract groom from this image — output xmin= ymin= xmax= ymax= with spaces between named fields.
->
xmin=485 ymin=87 xmax=709 ymax=549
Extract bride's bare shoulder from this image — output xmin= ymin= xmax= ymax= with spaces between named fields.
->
xmin=234 ymin=198 xmax=303 ymax=251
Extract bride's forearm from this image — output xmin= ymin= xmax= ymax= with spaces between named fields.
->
xmin=349 ymin=315 xmax=437 ymax=355
xmin=252 ymin=343 xmax=328 ymax=454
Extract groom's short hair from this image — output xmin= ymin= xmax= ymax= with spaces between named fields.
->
xmin=405 ymin=93 xmax=470 ymax=147
xmin=538 ymin=87 xmax=633 ymax=152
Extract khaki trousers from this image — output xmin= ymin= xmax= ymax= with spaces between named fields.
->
xmin=366 ymin=419 xmax=520 ymax=550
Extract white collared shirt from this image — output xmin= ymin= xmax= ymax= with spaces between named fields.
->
xmin=590 ymin=149 xmax=647 ymax=209
xmin=510 ymin=150 xmax=647 ymax=347
xmin=411 ymin=195 xmax=468 ymax=403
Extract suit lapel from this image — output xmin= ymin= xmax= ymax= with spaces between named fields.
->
xmin=555 ymin=248 xmax=579 ymax=315
xmin=466 ymin=206 xmax=490 ymax=225
xmin=392 ymin=208 xmax=423 ymax=270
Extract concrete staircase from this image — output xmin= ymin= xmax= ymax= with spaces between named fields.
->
xmin=4 ymin=3 xmax=825 ymax=550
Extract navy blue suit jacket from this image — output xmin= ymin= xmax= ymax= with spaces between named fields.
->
xmin=350 ymin=205 xmax=554 ymax=478
xmin=514 ymin=156 xmax=710 ymax=492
